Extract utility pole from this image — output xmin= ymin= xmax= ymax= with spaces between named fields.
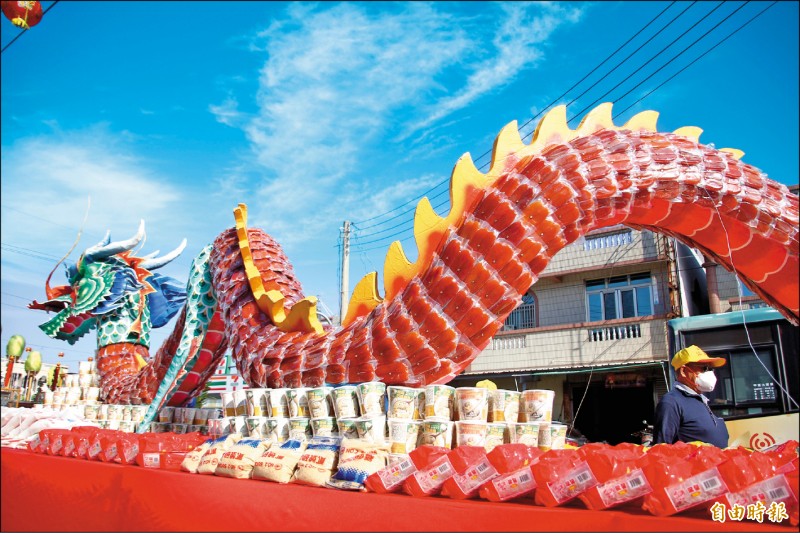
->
xmin=340 ymin=221 xmax=351 ymax=324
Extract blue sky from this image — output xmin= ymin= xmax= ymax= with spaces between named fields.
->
xmin=2 ymin=1 xmax=798 ymax=372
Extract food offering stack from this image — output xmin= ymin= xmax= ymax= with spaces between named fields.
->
xmin=152 ymin=406 xmax=220 ymax=435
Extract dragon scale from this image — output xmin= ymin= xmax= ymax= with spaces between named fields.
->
xmin=29 ymin=104 xmax=799 ymax=429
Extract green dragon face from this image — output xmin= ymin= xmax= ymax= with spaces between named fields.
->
xmin=31 ymin=259 xmax=138 ymax=345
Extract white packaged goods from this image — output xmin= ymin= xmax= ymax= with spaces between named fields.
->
xmin=1 ymin=406 xmax=96 ymax=449
xmin=252 ymin=439 xmax=307 ymax=483
xmin=215 ymin=438 xmax=272 ymax=479
xmin=291 ymin=436 xmax=341 ymax=487
xmin=180 ymin=439 xmax=215 ymax=473
xmin=327 ymin=438 xmax=390 ymax=491
xmin=196 ymin=434 xmax=242 ymax=475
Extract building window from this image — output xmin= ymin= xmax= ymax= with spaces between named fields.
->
xmin=706 ymin=347 xmax=783 ymax=417
xmin=586 ymin=272 xmax=653 ymax=321
xmin=503 ymin=294 xmax=536 ymax=331
xmin=583 ymin=230 xmax=632 ymax=251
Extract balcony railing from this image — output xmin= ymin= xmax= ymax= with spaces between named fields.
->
xmin=588 ymin=323 xmax=642 ymax=342
xmin=467 ymin=316 xmax=668 ymax=374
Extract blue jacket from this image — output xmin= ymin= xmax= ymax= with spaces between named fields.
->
xmin=653 ymin=384 xmax=729 ymax=448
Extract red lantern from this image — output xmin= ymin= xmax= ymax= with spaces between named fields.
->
xmin=1 ymin=1 xmax=43 ymax=30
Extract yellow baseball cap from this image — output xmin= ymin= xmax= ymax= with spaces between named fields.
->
xmin=671 ymin=345 xmax=726 ymax=370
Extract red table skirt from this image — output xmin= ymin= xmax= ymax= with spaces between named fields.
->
xmin=1 ymin=448 xmax=792 ymax=532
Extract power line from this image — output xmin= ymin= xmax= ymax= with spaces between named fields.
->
xmin=349 ymin=1 xmax=682 ymax=231
xmin=348 ymin=5 xmax=710 ymax=250
xmin=350 ymin=2 xmax=770 ymax=252
xmin=614 ymin=2 xmax=777 ymax=118
xmin=564 ymin=1 xmax=704 ymax=122
xmin=574 ymin=1 xmax=749 ymax=122
xmin=0 ymin=1 xmax=60 ymax=54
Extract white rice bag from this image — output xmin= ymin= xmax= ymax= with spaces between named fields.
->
xmin=196 ymin=434 xmax=242 ymax=474
xmin=180 ymin=438 xmax=215 ymax=473
xmin=215 ymin=438 xmax=272 ymax=479
xmin=327 ymin=438 xmax=390 ymax=491
xmin=291 ymin=436 xmax=342 ymax=487
xmin=252 ymin=439 xmax=307 ymax=483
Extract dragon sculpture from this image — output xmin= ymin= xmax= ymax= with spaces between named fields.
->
xmin=29 ymin=103 xmax=799 ymax=431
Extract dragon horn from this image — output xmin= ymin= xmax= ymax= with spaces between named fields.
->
xmin=139 ymin=238 xmax=187 ymax=270
xmin=83 ymin=220 xmax=146 ymax=263
xmin=140 ymin=250 xmax=161 ymax=259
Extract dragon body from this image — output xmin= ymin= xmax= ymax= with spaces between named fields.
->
xmin=30 ymin=104 xmax=799 ymax=431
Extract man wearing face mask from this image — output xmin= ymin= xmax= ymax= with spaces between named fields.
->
xmin=653 ymin=345 xmax=730 ymax=448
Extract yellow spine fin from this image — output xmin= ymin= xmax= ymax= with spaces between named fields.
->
xmin=233 ymin=203 xmax=323 ymax=335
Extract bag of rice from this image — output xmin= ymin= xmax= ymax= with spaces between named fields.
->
xmin=215 ymin=438 xmax=273 ymax=479
xmin=327 ymin=438 xmax=390 ymax=491
xmin=292 ymin=436 xmax=342 ymax=487
xmin=180 ymin=438 xmax=216 ymax=473
xmin=196 ymin=434 xmax=242 ymax=475
xmin=252 ymin=439 xmax=308 ymax=483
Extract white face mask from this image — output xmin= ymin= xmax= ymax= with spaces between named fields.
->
xmin=695 ymin=370 xmax=717 ymax=393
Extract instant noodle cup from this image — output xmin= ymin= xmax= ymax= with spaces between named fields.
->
xmin=337 ymin=417 xmax=360 ymax=440
xmin=86 ymin=387 xmax=100 ymax=402
xmin=172 ymin=423 xmax=188 ymax=434
xmin=107 ymin=404 xmax=123 ymax=421
xmin=415 ymin=389 xmax=426 ymax=420
xmin=286 ymin=388 xmax=310 ymax=418
xmin=230 ymin=416 xmax=247 ymax=435
xmin=420 ymin=418 xmax=454 ymax=449
xmin=331 ymin=386 xmax=360 ymax=419
xmin=157 ymin=406 xmax=175 ymax=424
xmin=550 ymin=423 xmax=568 ymax=450
xmin=221 ymin=392 xmax=236 ymax=417
xmin=388 ymin=418 xmax=422 ymax=454
xmin=193 ymin=408 xmax=211 ymax=426
xmin=425 ymin=384 xmax=455 ymax=419
xmin=181 ymin=407 xmax=197 ymax=425
xmin=245 ymin=388 xmax=270 ymax=417
xmin=357 ymin=382 xmax=386 ymax=416
xmin=233 ymin=390 xmax=248 ymax=416
xmin=106 ymin=419 xmax=121 ymax=430
xmin=356 ymin=415 xmax=387 ymax=444
xmin=264 ymin=417 xmax=290 ymax=443
xmin=84 ymin=404 xmax=98 ymax=421
xmin=311 ymin=417 xmax=337 ymax=437
xmin=246 ymin=416 xmax=266 ymax=438
xmin=521 ymin=389 xmax=555 ymax=422
xmin=122 ymin=405 xmax=134 ymax=422
xmin=489 ymin=389 xmax=521 ymax=423
xmin=131 ymin=405 xmax=149 ymax=423
xmin=485 ymin=422 xmax=507 ymax=452
xmin=206 ymin=418 xmax=221 ymax=437
xmin=387 ymin=386 xmax=421 ymax=419
xmin=455 ymin=387 xmax=489 ymax=422
xmin=119 ymin=420 xmax=135 ymax=433
xmin=306 ymin=387 xmax=333 ymax=418
xmin=510 ymin=422 xmax=540 ymax=447
xmin=537 ymin=422 xmax=552 ymax=451
xmin=455 ymin=421 xmax=489 ymax=448
xmin=289 ymin=417 xmax=312 ymax=441
xmin=268 ymin=388 xmax=290 ymax=418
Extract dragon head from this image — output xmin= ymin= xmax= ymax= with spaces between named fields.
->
xmin=29 ymin=221 xmax=188 ymax=346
